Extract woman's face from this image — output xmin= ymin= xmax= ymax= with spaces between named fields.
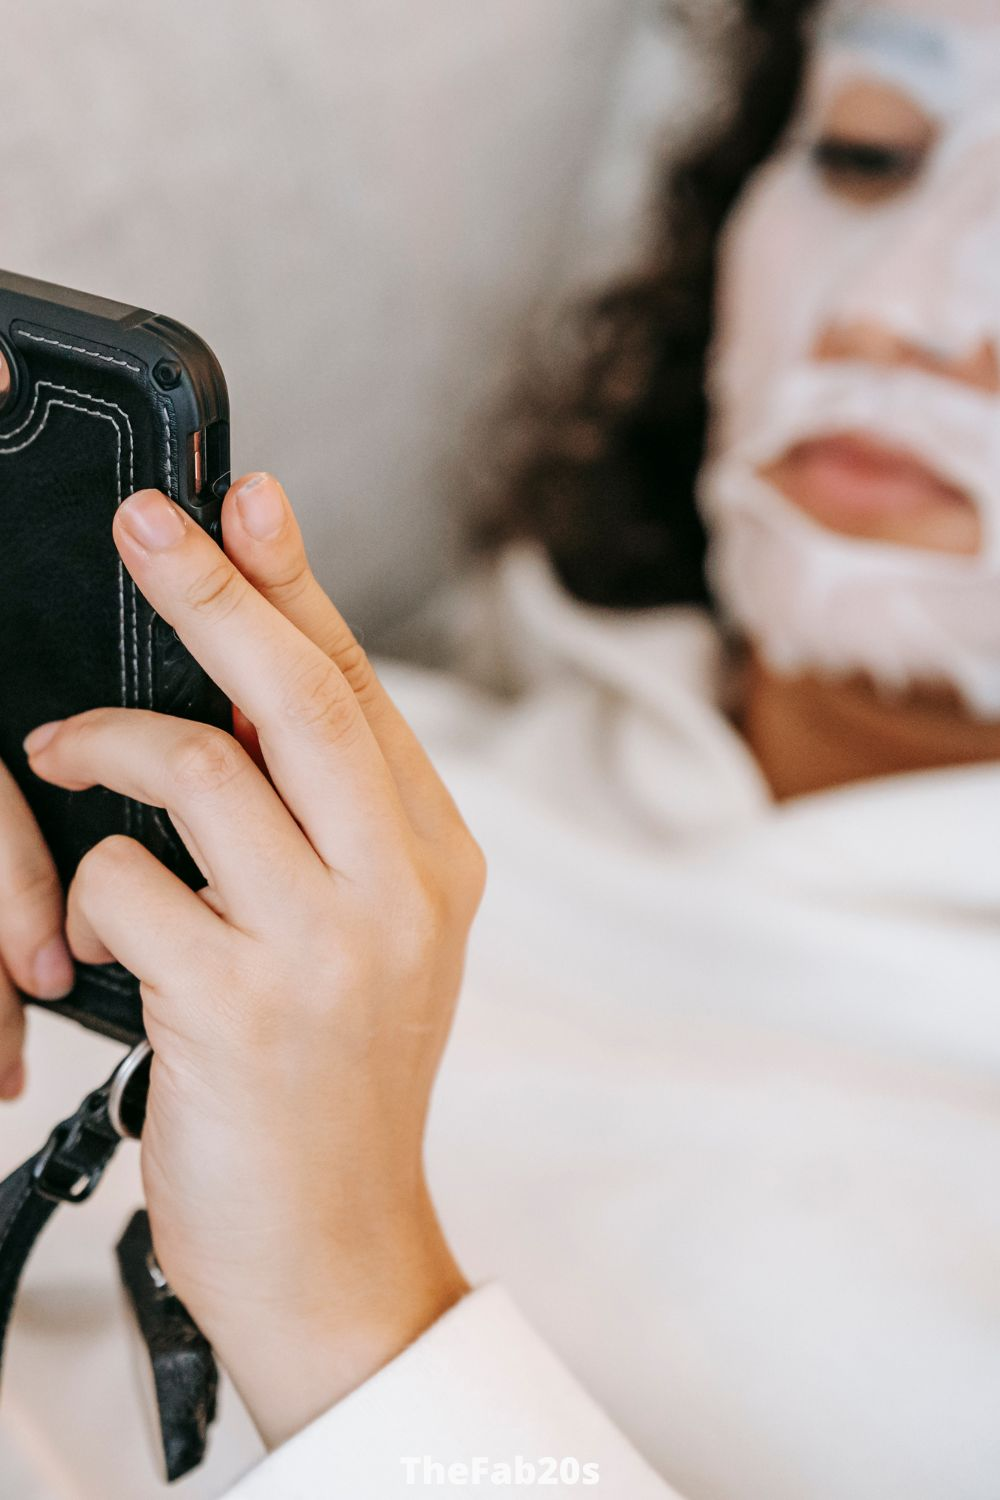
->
xmin=696 ymin=0 xmax=1000 ymax=715
xmin=710 ymin=0 xmax=1000 ymax=556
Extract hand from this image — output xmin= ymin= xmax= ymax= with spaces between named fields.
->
xmin=0 ymin=764 xmax=75 ymax=1099
xmin=24 ymin=474 xmax=484 ymax=1447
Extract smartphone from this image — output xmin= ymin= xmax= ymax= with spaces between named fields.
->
xmin=0 ymin=270 xmax=232 ymax=1044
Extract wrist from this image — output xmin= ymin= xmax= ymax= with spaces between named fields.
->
xmin=204 ymin=1218 xmax=469 ymax=1450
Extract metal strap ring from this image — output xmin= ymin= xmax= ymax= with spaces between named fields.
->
xmin=107 ymin=1040 xmax=153 ymax=1140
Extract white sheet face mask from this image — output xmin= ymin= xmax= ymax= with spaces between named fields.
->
xmin=699 ymin=0 xmax=1000 ymax=714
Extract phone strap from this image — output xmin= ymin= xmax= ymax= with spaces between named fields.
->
xmin=0 ymin=1047 xmax=219 ymax=1482
xmin=117 ymin=1208 xmax=220 ymax=1482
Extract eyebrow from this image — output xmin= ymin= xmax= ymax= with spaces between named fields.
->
xmin=826 ymin=13 xmax=954 ymax=72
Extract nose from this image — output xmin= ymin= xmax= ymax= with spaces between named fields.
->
xmin=814 ymin=321 xmax=1000 ymax=393
xmin=812 ymin=138 xmax=1000 ymax=392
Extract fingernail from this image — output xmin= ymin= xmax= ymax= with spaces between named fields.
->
xmin=236 ymin=473 xmax=286 ymax=540
xmin=33 ymin=936 xmax=75 ymax=1000
xmin=118 ymin=491 xmax=188 ymax=551
xmin=0 ymin=1061 xmax=25 ymax=1102
xmin=23 ymin=720 xmax=63 ymax=756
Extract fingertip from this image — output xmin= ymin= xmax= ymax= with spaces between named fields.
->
xmin=115 ymin=488 xmax=172 ymax=529
xmin=115 ymin=490 xmax=188 ymax=555
xmin=0 ymin=1059 xmax=25 ymax=1102
xmin=226 ymin=472 xmax=290 ymax=544
xmin=23 ymin=719 xmax=64 ymax=757
xmin=228 ymin=471 xmax=273 ymax=497
xmin=65 ymin=919 xmax=116 ymax=970
xmin=123 ymin=487 xmax=170 ymax=503
xmin=32 ymin=934 xmax=76 ymax=1001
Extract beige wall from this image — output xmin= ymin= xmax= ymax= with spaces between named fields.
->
xmin=2 ymin=1 xmax=699 ymax=642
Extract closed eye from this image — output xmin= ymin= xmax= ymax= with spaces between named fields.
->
xmin=811 ymin=135 xmax=928 ymax=203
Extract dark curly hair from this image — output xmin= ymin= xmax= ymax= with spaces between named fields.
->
xmin=490 ymin=0 xmax=822 ymax=609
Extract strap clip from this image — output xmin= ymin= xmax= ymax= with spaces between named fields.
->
xmin=31 ymin=1088 xmax=118 ymax=1204
xmin=30 ymin=1039 xmax=151 ymax=1204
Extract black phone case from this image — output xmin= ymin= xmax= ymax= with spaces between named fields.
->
xmin=0 ymin=270 xmax=232 ymax=1046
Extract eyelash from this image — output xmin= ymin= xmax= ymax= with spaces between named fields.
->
xmin=810 ymin=137 xmax=926 ymax=195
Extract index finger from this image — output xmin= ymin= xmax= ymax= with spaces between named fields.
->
xmin=113 ymin=490 xmax=409 ymax=876
xmin=220 ymin=472 xmax=466 ymax=845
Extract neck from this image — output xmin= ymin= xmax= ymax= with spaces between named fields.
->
xmin=742 ymin=653 xmax=1000 ymax=800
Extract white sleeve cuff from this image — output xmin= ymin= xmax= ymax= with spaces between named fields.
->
xmin=223 ymin=1283 xmax=681 ymax=1498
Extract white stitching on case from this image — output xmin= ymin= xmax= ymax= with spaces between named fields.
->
xmin=149 ymin=403 xmax=178 ymax=846
xmin=0 ymin=346 xmax=191 ymax=996
xmin=0 ymin=379 xmax=135 ymax=488
xmin=160 ymin=402 xmax=173 ymax=498
xmin=11 ymin=340 xmax=144 ymax=744
xmin=0 ymin=365 xmax=188 ymax=876
xmin=0 ymin=373 xmax=91 ymax=441
xmin=0 ymin=389 xmax=131 ymax=712
xmin=0 ymin=382 xmax=136 ymax=829
xmin=19 ymin=331 xmax=142 ymax=374
xmin=0 ymin=395 xmax=121 ymax=458
xmin=153 ymin=402 xmax=174 ymax=702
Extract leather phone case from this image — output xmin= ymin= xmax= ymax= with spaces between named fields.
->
xmin=0 ymin=271 xmax=231 ymax=1045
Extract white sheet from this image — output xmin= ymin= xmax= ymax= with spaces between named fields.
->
xmin=2 ymin=548 xmax=999 ymax=1498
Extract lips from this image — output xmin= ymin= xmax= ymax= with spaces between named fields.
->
xmin=762 ymin=431 xmax=976 ymax=522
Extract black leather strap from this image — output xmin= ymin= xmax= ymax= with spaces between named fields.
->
xmin=0 ymin=1158 xmax=62 ymax=1363
xmin=117 ymin=1210 xmax=219 ymax=1482
xmin=0 ymin=1059 xmax=219 ymax=1483
xmin=0 ymin=1074 xmax=121 ymax=1374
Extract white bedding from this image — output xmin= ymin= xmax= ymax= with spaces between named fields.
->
xmin=2 ymin=549 xmax=999 ymax=1498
